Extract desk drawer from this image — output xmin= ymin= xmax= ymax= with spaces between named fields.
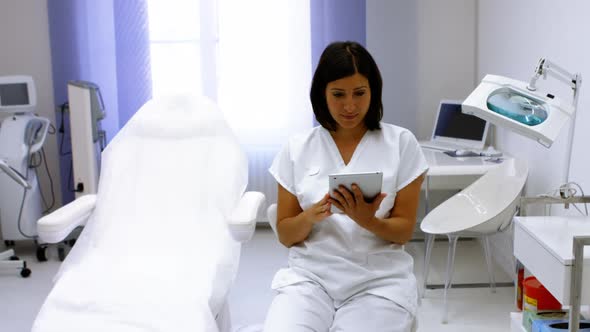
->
xmin=514 ymin=222 xmax=590 ymax=304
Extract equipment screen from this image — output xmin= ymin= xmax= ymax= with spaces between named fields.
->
xmin=0 ymin=83 xmax=30 ymax=106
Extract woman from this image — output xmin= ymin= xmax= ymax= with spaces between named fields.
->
xmin=264 ymin=41 xmax=427 ymax=332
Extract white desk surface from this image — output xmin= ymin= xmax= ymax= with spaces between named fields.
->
xmin=514 ymin=216 xmax=590 ymax=265
xmin=422 ymin=148 xmax=511 ymax=177
xmin=513 ymin=215 xmax=590 ymax=304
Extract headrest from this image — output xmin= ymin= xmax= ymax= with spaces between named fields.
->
xmin=130 ymin=95 xmax=232 ymax=139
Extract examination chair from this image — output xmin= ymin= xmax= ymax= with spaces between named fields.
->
xmin=420 ymin=158 xmax=528 ymax=323
xmin=32 ymin=95 xmax=264 ymax=332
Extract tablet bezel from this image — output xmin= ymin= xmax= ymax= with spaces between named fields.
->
xmin=328 ymin=171 xmax=383 ymax=213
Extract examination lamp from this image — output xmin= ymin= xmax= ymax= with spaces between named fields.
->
xmin=462 ymin=58 xmax=582 ymax=149
xmin=464 ymin=59 xmax=588 ymax=332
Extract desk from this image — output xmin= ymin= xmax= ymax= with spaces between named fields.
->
xmin=513 ymin=216 xmax=590 ymax=331
xmin=514 ymin=216 xmax=590 ymax=303
xmin=421 ymin=148 xmax=512 ymax=211
xmin=423 ymin=148 xmax=505 ymax=177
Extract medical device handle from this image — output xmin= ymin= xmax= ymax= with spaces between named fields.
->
xmin=28 ymin=116 xmax=51 ymax=154
xmin=0 ymin=159 xmax=31 ymax=188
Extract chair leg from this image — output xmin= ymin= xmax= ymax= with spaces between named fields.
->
xmin=422 ymin=233 xmax=435 ymax=298
xmin=442 ymin=234 xmax=459 ymax=324
xmin=482 ymin=235 xmax=497 ymax=293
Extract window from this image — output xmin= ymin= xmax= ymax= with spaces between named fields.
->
xmin=147 ymin=0 xmax=312 ymax=146
xmin=147 ymin=0 xmax=312 ymax=210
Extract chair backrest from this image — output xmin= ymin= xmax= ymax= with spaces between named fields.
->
xmin=81 ymin=95 xmax=248 ymax=254
xmin=266 ymin=203 xmax=278 ymax=236
xmin=421 ymin=158 xmax=528 ymax=235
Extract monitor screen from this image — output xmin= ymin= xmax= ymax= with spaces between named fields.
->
xmin=0 ymin=83 xmax=30 ymax=106
xmin=434 ymin=102 xmax=487 ymax=140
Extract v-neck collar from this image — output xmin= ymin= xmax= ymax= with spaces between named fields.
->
xmin=321 ymin=127 xmax=370 ymax=169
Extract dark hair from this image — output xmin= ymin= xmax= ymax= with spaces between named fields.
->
xmin=310 ymin=41 xmax=383 ymax=131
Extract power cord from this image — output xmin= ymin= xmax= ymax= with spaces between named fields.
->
xmin=537 ymin=182 xmax=588 ymax=216
xmin=58 ymin=102 xmax=71 ymax=156
xmin=38 ymin=147 xmax=56 ymax=213
xmin=17 ymin=144 xmax=37 ymax=239
xmin=559 ymin=182 xmax=588 ymax=216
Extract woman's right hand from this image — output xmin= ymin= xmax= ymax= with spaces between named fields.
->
xmin=301 ymin=193 xmax=332 ymax=225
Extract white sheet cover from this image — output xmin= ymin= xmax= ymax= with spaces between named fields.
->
xmin=32 ymin=95 xmax=247 ymax=332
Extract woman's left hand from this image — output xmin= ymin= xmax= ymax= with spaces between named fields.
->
xmin=330 ymin=184 xmax=386 ymax=228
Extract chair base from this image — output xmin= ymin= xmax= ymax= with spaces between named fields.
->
xmin=1 ymin=248 xmax=31 ymax=278
xmin=422 ymin=233 xmax=497 ymax=323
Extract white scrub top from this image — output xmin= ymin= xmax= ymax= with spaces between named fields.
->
xmin=269 ymin=123 xmax=428 ymax=314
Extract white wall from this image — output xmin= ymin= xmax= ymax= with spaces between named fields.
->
xmin=415 ymin=0 xmax=477 ymax=140
xmin=478 ymin=0 xmax=590 ymax=276
xmin=0 ymin=1 xmax=61 ymax=209
xmin=366 ymin=0 xmax=417 ymax=133
xmin=366 ymin=0 xmax=476 ymax=139
xmin=479 ymin=0 xmax=590 ymax=201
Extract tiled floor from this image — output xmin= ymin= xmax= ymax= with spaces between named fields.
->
xmin=1 ymin=228 xmax=516 ymax=331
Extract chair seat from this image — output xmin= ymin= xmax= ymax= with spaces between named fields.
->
xmin=421 ymin=158 xmax=528 ymax=235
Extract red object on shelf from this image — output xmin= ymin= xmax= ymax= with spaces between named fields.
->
xmin=523 ymin=276 xmax=562 ymax=311
xmin=517 ymin=267 xmax=524 ymax=310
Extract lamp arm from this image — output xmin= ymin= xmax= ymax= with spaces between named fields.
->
xmin=527 ymin=58 xmax=583 ymax=102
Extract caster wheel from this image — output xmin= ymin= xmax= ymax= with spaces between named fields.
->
xmin=21 ymin=268 xmax=32 ymax=278
xmin=58 ymin=247 xmax=66 ymax=262
xmin=10 ymin=256 xmax=19 ymax=261
xmin=36 ymin=246 xmax=48 ymax=262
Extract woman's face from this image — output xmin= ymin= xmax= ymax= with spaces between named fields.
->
xmin=325 ymin=72 xmax=371 ymax=131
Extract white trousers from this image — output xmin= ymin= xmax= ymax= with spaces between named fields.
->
xmin=263 ymin=281 xmax=414 ymax=332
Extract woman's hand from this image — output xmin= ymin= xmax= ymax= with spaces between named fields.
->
xmin=330 ymin=184 xmax=386 ymax=228
xmin=301 ymin=193 xmax=333 ymax=225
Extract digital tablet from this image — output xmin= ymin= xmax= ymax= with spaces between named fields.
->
xmin=328 ymin=171 xmax=383 ymax=213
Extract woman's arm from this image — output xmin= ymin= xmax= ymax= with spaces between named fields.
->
xmin=275 ymin=184 xmax=332 ymax=248
xmin=331 ymin=173 xmax=425 ymax=244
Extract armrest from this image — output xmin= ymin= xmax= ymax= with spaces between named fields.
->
xmin=227 ymin=191 xmax=265 ymax=242
xmin=37 ymin=194 xmax=97 ymax=243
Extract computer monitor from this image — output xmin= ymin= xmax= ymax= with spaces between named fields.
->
xmin=431 ymin=100 xmax=489 ymax=150
xmin=0 ymin=76 xmax=37 ymax=113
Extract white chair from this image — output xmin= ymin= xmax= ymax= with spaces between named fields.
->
xmin=266 ymin=204 xmax=279 ymax=236
xmin=420 ymin=158 xmax=528 ymax=323
xmin=32 ymin=95 xmax=265 ymax=332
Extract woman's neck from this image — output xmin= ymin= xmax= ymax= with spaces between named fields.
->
xmin=330 ymin=125 xmax=368 ymax=142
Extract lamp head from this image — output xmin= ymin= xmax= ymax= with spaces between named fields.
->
xmin=462 ymin=74 xmax=575 ymax=148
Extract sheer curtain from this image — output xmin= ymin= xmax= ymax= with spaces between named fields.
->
xmin=147 ymin=0 xmax=312 ymax=215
